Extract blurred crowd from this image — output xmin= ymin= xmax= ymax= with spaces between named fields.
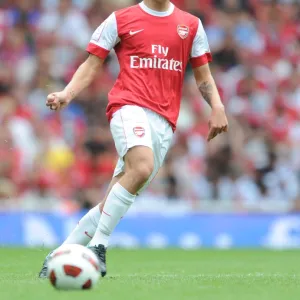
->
xmin=0 ymin=0 xmax=300 ymax=213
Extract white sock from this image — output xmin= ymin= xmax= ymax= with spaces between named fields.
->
xmin=63 ymin=206 xmax=101 ymax=245
xmin=89 ymin=183 xmax=136 ymax=247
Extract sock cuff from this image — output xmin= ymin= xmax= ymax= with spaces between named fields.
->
xmin=112 ymin=183 xmax=136 ymax=204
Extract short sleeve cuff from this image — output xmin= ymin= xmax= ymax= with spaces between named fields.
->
xmin=86 ymin=43 xmax=110 ymax=59
xmin=190 ymin=53 xmax=212 ymax=68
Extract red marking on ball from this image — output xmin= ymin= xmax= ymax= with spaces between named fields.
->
xmin=82 ymin=253 xmax=99 ymax=271
xmin=52 ymin=250 xmax=71 ymax=258
xmin=82 ymin=279 xmax=92 ymax=289
xmin=63 ymin=265 xmax=82 ymax=277
xmin=49 ymin=270 xmax=57 ymax=286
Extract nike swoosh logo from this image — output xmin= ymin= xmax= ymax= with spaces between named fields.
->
xmin=129 ymin=29 xmax=144 ymax=36
xmin=85 ymin=231 xmax=92 ymax=239
xmin=103 ymin=210 xmax=111 ymax=217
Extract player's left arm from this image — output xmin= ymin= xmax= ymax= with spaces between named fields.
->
xmin=193 ymin=64 xmax=228 ymax=141
xmin=190 ymin=18 xmax=228 ymax=141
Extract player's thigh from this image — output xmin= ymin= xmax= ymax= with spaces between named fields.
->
xmin=159 ymin=125 xmax=173 ymax=164
xmin=110 ymin=105 xmax=154 ymax=165
xmin=124 ymin=146 xmax=154 ymax=172
xmin=137 ymin=117 xmax=173 ymax=194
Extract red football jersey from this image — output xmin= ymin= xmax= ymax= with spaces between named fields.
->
xmin=87 ymin=2 xmax=212 ymax=131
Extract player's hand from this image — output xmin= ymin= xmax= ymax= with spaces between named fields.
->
xmin=207 ymin=105 xmax=228 ymax=142
xmin=46 ymin=91 xmax=70 ymax=111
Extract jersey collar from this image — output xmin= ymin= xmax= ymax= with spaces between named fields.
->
xmin=139 ymin=1 xmax=175 ymax=17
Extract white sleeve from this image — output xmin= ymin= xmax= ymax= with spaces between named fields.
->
xmin=190 ymin=19 xmax=212 ymax=68
xmin=86 ymin=13 xmax=120 ymax=59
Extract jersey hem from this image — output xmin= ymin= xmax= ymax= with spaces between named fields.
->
xmin=107 ymin=104 xmax=176 ymax=132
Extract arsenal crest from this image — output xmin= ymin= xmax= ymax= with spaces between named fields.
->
xmin=177 ymin=25 xmax=189 ymax=39
xmin=133 ymin=127 xmax=145 ymax=138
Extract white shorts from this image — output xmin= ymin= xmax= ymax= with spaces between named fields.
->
xmin=110 ymin=105 xmax=173 ymax=194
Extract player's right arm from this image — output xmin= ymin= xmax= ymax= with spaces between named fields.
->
xmin=47 ymin=13 xmax=119 ymax=111
xmin=46 ymin=55 xmax=104 ymax=111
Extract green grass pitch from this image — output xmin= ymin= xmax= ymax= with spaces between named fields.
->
xmin=0 ymin=248 xmax=300 ymax=300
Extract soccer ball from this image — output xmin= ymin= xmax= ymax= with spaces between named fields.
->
xmin=47 ymin=244 xmax=100 ymax=290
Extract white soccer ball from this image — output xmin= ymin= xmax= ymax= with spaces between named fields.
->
xmin=47 ymin=244 xmax=100 ymax=290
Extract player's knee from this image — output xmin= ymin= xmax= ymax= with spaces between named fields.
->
xmin=132 ymin=161 xmax=154 ymax=184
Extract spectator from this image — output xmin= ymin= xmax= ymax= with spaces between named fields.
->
xmin=0 ymin=0 xmax=299 ymax=212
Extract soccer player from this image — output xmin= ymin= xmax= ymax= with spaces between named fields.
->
xmin=39 ymin=0 xmax=228 ymax=278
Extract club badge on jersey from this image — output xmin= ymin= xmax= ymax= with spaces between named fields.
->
xmin=177 ymin=25 xmax=189 ymax=39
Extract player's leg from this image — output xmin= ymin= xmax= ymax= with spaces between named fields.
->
xmin=63 ymin=175 xmax=124 ymax=245
xmin=90 ymin=145 xmax=154 ymax=245
xmin=38 ymin=174 xmax=123 ymax=278
xmin=88 ymin=106 xmax=155 ymax=276
xmin=89 ymin=146 xmax=154 ymax=277
xmin=99 ymin=172 xmax=124 ymax=212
